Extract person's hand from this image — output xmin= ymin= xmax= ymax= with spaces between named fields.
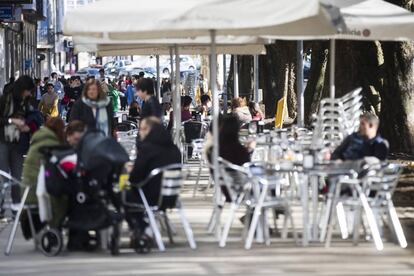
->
xmin=11 ymin=118 xmax=25 ymax=127
xmin=245 ymin=139 xmax=257 ymax=152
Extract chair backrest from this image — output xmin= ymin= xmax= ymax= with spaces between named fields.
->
xmin=183 ymin=121 xmax=205 ymax=143
xmin=150 ymin=164 xmax=185 ymax=209
xmin=114 ymin=121 xmax=138 ymax=132
xmin=365 ymin=163 xmax=401 ymax=204
xmin=218 ymin=158 xmax=251 ymax=202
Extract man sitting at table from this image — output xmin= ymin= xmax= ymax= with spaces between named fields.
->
xmin=331 ymin=113 xmax=389 ymax=161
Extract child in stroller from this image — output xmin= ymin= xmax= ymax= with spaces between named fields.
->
xmin=37 ymin=130 xmax=129 ymax=256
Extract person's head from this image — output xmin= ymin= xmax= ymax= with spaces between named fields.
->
xmin=66 ymin=120 xmax=86 ymax=147
xmin=51 ymin=72 xmax=58 ymax=80
xmin=34 ymin=78 xmax=41 ymax=86
xmin=231 ymin=98 xmax=241 ymax=110
xmin=12 ymin=75 xmax=35 ymax=100
xmin=181 ymin=95 xmax=192 ymax=110
xmin=82 ymin=79 xmax=106 ymax=101
xmin=135 ymin=78 xmax=155 ymax=100
xmin=139 ymin=116 xmax=161 ymax=141
xmin=201 ymin=94 xmax=211 ymax=107
xmin=45 ymin=117 xmax=65 ymax=143
xmin=86 ymin=75 xmax=95 ymax=82
xmin=359 ymin=113 xmax=380 ymax=139
xmin=130 ymin=101 xmax=139 ymax=109
xmin=220 ymin=114 xmax=240 ymax=144
xmin=139 ymin=71 xmax=145 ymax=79
xmin=43 ymin=77 xmax=49 ymax=84
xmin=46 ymin=83 xmax=54 ymax=93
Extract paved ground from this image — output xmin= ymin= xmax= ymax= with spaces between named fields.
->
xmin=1 ymin=168 xmax=414 ymax=276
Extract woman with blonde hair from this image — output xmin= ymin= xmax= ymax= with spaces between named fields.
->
xmin=231 ymin=97 xmax=252 ymax=124
xmin=69 ymin=79 xmax=113 ymax=136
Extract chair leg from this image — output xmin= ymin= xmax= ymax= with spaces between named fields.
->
xmin=352 ymin=206 xmax=363 ymax=246
xmin=325 ymin=199 xmax=338 ymax=248
xmin=387 ymin=201 xmax=407 ymax=248
xmin=245 ymin=186 xmax=268 ymax=250
xmin=193 ymin=162 xmax=202 ymax=197
xmin=325 ymin=181 xmax=343 ymax=248
xmin=177 ymin=202 xmax=197 ymax=249
xmin=281 ymin=209 xmax=289 ymax=240
xmin=207 ymin=207 xmax=217 ymax=233
xmin=219 ymin=194 xmax=243 ymax=248
xmin=357 ymin=187 xmax=384 ymax=251
xmin=263 ymin=209 xmax=271 ymax=246
xmin=163 ymin=213 xmax=174 ymax=245
xmin=320 ymin=184 xmax=336 ymax=242
xmin=289 ymin=208 xmax=299 ymax=244
xmin=138 ymin=189 xmax=165 ymax=252
xmin=5 ymin=187 xmax=30 ymax=256
xmin=336 ymin=202 xmax=349 ymax=239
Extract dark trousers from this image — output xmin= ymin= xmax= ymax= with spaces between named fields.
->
xmin=0 ymin=142 xmax=24 ymax=204
xmin=120 ymin=97 xmax=127 ymax=111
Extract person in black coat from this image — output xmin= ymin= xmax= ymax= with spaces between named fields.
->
xmin=0 ymin=76 xmax=37 ymax=206
xmin=126 ymin=117 xmax=181 ymax=231
xmin=69 ymin=79 xmax=113 ymax=136
xmin=136 ymin=78 xmax=162 ymax=119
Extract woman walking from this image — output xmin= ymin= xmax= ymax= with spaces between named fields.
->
xmin=69 ymin=79 xmax=113 ymax=136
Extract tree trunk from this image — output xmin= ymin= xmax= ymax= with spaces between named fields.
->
xmin=304 ymin=41 xmax=329 ymax=124
xmin=303 ymin=3 xmax=414 ymax=153
xmin=380 ymin=41 xmax=414 ymax=154
xmin=260 ymin=41 xmax=298 ymax=119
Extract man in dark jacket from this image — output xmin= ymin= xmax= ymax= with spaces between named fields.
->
xmin=136 ymin=78 xmax=162 ymax=119
xmin=332 ymin=113 xmax=389 ymax=161
xmin=126 ymin=117 xmax=181 ymax=231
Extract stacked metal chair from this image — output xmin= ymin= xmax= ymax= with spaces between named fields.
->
xmin=311 ymin=88 xmax=363 ymax=150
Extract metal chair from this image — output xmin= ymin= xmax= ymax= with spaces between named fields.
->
xmin=216 ymin=158 xmax=252 ymax=248
xmin=0 ymin=170 xmax=38 ymax=256
xmin=243 ymin=162 xmax=298 ymax=249
xmin=322 ymin=161 xmax=406 ymax=250
xmin=181 ymin=121 xmax=207 ymax=163
xmin=359 ymin=163 xmax=407 ymax=248
xmin=122 ymin=164 xmax=196 ymax=251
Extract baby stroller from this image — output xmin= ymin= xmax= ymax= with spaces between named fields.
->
xmin=37 ymin=130 xmax=129 ymax=256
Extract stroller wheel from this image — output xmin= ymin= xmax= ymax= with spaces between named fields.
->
xmin=40 ymin=228 xmax=63 ymax=257
xmin=109 ymin=224 xmax=120 ymax=256
xmin=132 ymin=230 xmax=152 ymax=254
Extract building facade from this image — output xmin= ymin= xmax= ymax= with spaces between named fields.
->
xmin=0 ymin=0 xmax=46 ymax=93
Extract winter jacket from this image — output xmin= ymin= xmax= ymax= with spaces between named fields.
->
xmin=22 ymin=127 xmax=61 ymax=205
xmin=0 ymin=90 xmax=35 ymax=152
xmin=141 ymin=96 xmax=162 ymax=119
xmin=125 ymin=84 xmax=135 ymax=106
xmin=331 ymin=132 xmax=389 ymax=161
xmin=129 ymin=124 xmax=181 ymax=205
xmin=69 ymin=97 xmax=113 ymax=136
xmin=234 ymin=106 xmax=252 ymax=124
xmin=107 ymin=84 xmax=120 ymax=114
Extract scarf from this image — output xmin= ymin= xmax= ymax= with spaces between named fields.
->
xmin=82 ymin=97 xmax=110 ymax=136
